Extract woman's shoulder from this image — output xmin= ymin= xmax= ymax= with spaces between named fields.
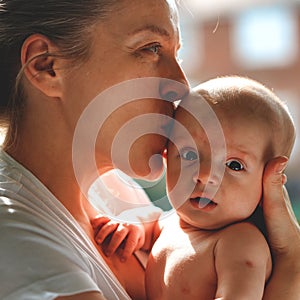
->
xmin=0 ymin=150 xmax=115 ymax=299
xmin=0 ymin=149 xmax=98 ymax=264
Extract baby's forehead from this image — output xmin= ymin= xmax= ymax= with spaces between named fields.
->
xmin=174 ymin=95 xmax=270 ymax=139
xmin=175 ymin=95 xmax=247 ymax=125
xmin=177 ymin=82 xmax=281 ymax=125
xmin=175 ymin=77 xmax=295 ymax=158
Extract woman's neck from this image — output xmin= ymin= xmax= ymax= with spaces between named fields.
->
xmin=6 ymin=107 xmax=100 ymax=224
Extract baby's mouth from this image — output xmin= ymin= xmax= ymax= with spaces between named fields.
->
xmin=190 ymin=197 xmax=217 ymax=209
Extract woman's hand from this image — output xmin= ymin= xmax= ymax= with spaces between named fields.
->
xmin=262 ymin=156 xmax=300 ymax=299
xmin=262 ymin=156 xmax=300 ymax=256
xmin=92 ymin=215 xmax=145 ymax=262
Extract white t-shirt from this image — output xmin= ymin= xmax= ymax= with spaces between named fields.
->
xmin=0 ymin=150 xmax=131 ymax=300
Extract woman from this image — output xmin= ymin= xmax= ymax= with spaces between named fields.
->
xmin=0 ymin=0 xmax=299 ymax=299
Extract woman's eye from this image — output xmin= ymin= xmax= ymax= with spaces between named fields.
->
xmin=226 ymin=160 xmax=244 ymax=171
xmin=144 ymin=44 xmax=161 ymax=55
xmin=181 ymin=150 xmax=198 ymax=161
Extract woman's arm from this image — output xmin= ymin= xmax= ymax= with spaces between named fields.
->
xmin=262 ymin=157 xmax=300 ymax=299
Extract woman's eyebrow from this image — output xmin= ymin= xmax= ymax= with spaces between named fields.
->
xmin=129 ymin=25 xmax=171 ymax=39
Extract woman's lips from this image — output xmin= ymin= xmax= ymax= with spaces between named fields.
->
xmin=161 ymin=118 xmax=174 ymax=136
xmin=190 ymin=197 xmax=217 ymax=211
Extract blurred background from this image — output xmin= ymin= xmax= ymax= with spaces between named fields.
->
xmin=139 ymin=0 xmax=300 ymax=220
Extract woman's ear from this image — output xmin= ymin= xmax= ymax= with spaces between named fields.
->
xmin=21 ymin=34 xmax=63 ymax=98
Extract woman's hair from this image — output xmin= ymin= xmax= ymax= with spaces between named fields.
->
xmin=0 ymin=0 xmax=119 ymax=148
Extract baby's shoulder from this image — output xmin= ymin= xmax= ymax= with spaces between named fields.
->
xmin=216 ymin=221 xmax=269 ymax=253
xmin=220 ymin=221 xmax=263 ymax=237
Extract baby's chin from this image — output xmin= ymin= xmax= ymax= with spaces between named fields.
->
xmin=177 ymin=211 xmax=225 ymax=231
xmin=181 ymin=215 xmax=248 ymax=231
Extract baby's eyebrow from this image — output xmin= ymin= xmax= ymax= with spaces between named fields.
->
xmin=226 ymin=147 xmax=257 ymax=163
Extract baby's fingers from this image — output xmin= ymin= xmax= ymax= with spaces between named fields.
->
xmin=120 ymin=226 xmax=145 ymax=261
xmin=103 ymin=225 xmax=129 ymax=257
xmin=94 ymin=221 xmax=118 ymax=245
xmin=91 ymin=215 xmax=111 ymax=231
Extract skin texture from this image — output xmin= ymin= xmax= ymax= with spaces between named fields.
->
xmin=147 ymin=216 xmax=272 ymax=300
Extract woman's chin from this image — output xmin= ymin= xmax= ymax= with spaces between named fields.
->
xmin=142 ymin=168 xmax=164 ymax=182
xmin=132 ymin=156 xmax=165 ymax=182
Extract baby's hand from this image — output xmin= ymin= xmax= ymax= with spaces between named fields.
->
xmin=91 ymin=215 xmax=145 ymax=262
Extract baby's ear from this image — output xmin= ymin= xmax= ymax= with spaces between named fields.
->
xmin=21 ymin=34 xmax=63 ymax=98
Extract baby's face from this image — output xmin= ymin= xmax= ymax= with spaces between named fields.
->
xmin=166 ymin=93 xmax=271 ymax=230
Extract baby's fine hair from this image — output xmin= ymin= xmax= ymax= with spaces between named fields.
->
xmin=193 ymin=76 xmax=296 ymax=158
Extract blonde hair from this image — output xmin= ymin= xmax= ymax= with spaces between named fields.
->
xmin=194 ymin=76 xmax=296 ymax=158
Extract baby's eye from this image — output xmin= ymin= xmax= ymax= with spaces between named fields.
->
xmin=226 ymin=160 xmax=244 ymax=171
xmin=181 ymin=150 xmax=198 ymax=161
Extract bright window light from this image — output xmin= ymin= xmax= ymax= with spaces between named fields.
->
xmin=232 ymin=5 xmax=298 ymax=68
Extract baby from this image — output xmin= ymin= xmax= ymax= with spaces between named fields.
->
xmin=145 ymin=76 xmax=295 ymax=299
xmin=93 ymin=76 xmax=296 ymax=299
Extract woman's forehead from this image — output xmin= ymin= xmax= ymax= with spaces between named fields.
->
xmin=114 ymin=0 xmax=178 ymax=19
xmin=102 ymin=0 xmax=180 ymax=40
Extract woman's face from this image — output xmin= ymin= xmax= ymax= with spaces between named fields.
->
xmin=65 ymin=0 xmax=188 ymax=180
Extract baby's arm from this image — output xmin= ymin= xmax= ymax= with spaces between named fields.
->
xmin=214 ymin=222 xmax=272 ymax=300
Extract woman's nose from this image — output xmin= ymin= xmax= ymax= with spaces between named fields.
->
xmin=159 ymin=58 xmax=189 ymax=102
